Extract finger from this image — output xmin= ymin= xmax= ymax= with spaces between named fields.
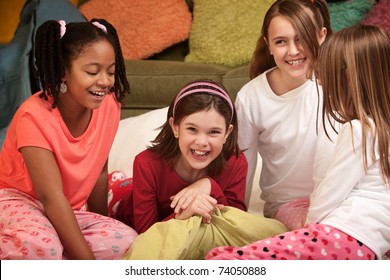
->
xmin=216 ymin=204 xmax=225 ymax=210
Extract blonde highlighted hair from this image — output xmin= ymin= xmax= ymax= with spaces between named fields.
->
xmin=318 ymin=24 xmax=390 ymax=185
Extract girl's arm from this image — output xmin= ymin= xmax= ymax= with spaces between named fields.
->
xmin=307 ymin=122 xmax=366 ymax=223
xmin=209 ymin=153 xmax=247 ymax=211
xmin=171 ymin=153 xmax=248 ymax=214
xmin=235 ymin=93 xmax=259 ymax=203
xmin=131 ymin=156 xmax=161 ymax=234
xmin=87 ymin=160 xmax=108 ymax=216
xmin=21 ymin=146 xmax=95 ymax=260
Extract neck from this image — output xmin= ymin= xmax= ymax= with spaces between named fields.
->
xmin=173 ymin=157 xmax=206 ymax=183
xmin=57 ymin=99 xmax=92 ymax=138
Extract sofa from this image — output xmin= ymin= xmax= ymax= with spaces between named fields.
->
xmin=78 ymin=0 xmax=280 ymax=118
xmin=77 ymin=0 xmax=384 ymax=119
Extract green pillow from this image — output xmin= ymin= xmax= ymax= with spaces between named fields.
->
xmin=123 ymin=206 xmax=287 ymax=260
xmin=185 ymin=0 xmax=276 ymax=67
xmin=328 ymin=0 xmax=374 ymax=32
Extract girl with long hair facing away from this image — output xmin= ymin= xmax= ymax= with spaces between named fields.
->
xmin=207 ymin=24 xmax=390 ymax=260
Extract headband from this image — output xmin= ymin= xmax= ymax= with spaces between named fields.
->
xmin=172 ymin=82 xmax=234 ymax=123
xmin=57 ymin=20 xmax=107 ymax=39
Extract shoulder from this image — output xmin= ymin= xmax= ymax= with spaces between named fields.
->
xmin=236 ymin=70 xmax=271 ymax=103
xmin=15 ymin=92 xmax=57 ymax=123
xmin=226 ymin=152 xmax=248 ymax=169
xmin=135 ymin=149 xmax=166 ymax=167
xmin=101 ymin=93 xmax=121 ymax=112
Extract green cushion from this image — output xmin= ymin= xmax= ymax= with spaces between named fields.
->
xmin=185 ymin=0 xmax=276 ymax=67
xmin=328 ymin=0 xmax=374 ymax=32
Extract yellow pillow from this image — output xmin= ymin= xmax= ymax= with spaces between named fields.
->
xmin=185 ymin=0 xmax=276 ymax=67
xmin=124 ymin=206 xmax=287 ymax=260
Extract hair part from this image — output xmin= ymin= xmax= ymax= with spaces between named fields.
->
xmin=148 ymin=80 xmax=240 ymax=177
xmin=34 ymin=18 xmax=130 ymax=108
xmin=250 ymin=0 xmax=332 ymax=79
xmin=318 ymin=24 xmax=390 ymax=186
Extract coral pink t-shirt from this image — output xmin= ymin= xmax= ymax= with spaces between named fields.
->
xmin=0 ymin=92 xmax=120 ymax=209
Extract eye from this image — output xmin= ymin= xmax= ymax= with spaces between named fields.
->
xmin=274 ymin=39 xmax=286 ymax=46
xmin=186 ymin=127 xmax=197 ymax=133
xmin=86 ymin=71 xmax=98 ymax=75
xmin=209 ymin=129 xmax=222 ymax=135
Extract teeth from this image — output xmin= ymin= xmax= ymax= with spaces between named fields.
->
xmin=192 ymin=150 xmax=208 ymax=156
xmin=287 ymin=59 xmax=304 ymax=65
xmin=91 ymin=91 xmax=105 ymax=96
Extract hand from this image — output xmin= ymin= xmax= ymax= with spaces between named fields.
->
xmin=170 ymin=178 xmax=211 ymax=214
xmin=175 ymin=193 xmax=217 ymax=223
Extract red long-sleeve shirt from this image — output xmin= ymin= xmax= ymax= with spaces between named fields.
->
xmin=116 ymin=149 xmax=247 ymax=233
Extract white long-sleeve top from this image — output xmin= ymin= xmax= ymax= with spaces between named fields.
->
xmin=307 ymin=120 xmax=390 ymax=259
xmin=235 ymin=68 xmax=322 ymax=216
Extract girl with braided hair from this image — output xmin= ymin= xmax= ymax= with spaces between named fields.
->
xmin=0 ymin=19 xmax=137 ymax=259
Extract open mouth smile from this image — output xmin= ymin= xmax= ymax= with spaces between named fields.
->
xmin=90 ymin=91 xmax=106 ymax=97
xmin=191 ymin=149 xmax=210 ymax=157
xmin=286 ymin=58 xmax=305 ymax=66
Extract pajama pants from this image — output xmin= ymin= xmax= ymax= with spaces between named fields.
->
xmin=273 ymin=198 xmax=310 ymax=230
xmin=0 ymin=188 xmax=138 ymax=260
xmin=206 ymin=223 xmax=377 ymax=260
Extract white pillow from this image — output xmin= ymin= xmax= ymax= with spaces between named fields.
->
xmin=108 ymin=107 xmax=168 ymax=177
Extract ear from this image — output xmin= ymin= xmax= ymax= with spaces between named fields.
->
xmin=169 ymin=117 xmax=179 ymax=138
xmin=318 ymin=27 xmax=327 ymax=45
xmin=224 ymin=124 xmax=234 ymax=143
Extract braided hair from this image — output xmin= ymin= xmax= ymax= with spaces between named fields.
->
xmin=34 ymin=18 xmax=130 ymax=107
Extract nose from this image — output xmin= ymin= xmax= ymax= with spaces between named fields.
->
xmin=97 ymin=73 xmax=112 ymax=87
xmin=195 ymin=133 xmax=208 ymax=146
xmin=288 ymin=42 xmax=299 ymax=56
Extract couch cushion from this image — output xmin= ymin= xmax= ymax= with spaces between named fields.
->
xmin=328 ymin=0 xmax=374 ymax=32
xmin=79 ymin=0 xmax=192 ymax=60
xmin=362 ymin=0 xmax=390 ymax=36
xmin=120 ymin=59 xmax=234 ymax=118
xmin=185 ymin=0 xmax=275 ymax=67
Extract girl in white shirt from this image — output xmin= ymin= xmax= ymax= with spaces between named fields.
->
xmin=237 ymin=0 xmax=331 ymax=230
xmin=207 ymin=24 xmax=390 ymax=260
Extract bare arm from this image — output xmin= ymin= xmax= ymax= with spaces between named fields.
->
xmin=88 ymin=159 xmax=108 ymax=216
xmin=21 ymin=146 xmax=95 ymax=260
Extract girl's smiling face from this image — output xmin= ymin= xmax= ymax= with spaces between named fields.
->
xmin=170 ymin=108 xmax=233 ymax=181
xmin=267 ymin=15 xmax=309 ymax=83
xmin=60 ymin=39 xmax=115 ymax=111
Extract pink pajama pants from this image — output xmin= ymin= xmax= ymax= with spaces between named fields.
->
xmin=0 ymin=188 xmax=138 ymax=260
xmin=206 ymin=223 xmax=376 ymax=260
xmin=273 ymin=198 xmax=310 ymax=230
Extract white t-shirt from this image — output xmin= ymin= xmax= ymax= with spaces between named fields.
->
xmin=235 ymin=68 xmax=322 ymax=216
xmin=307 ymin=119 xmax=390 ymax=259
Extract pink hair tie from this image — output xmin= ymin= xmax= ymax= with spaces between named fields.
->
xmin=92 ymin=21 xmax=107 ymax=33
xmin=58 ymin=20 xmax=66 ymax=39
